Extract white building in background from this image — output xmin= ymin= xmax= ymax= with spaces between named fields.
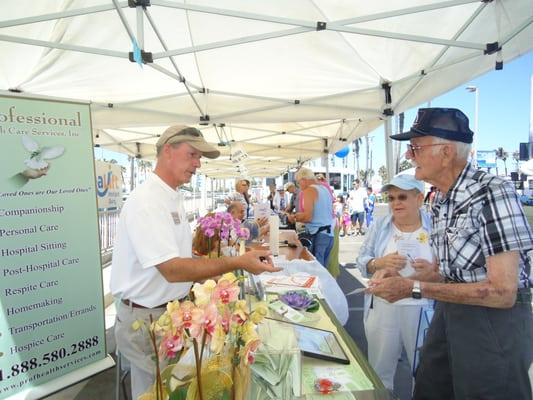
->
xmin=300 ymin=136 xmax=383 ymax=195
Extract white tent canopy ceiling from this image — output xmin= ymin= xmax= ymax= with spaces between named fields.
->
xmin=1 ymin=0 xmax=532 ymax=178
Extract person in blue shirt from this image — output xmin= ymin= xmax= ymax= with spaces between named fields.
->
xmin=357 ymin=174 xmax=434 ymax=391
xmin=287 ymin=167 xmax=335 ymax=267
xmin=364 ymin=186 xmax=376 ymax=227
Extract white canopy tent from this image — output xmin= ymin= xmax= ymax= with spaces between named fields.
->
xmin=1 ymin=0 xmax=532 ymax=178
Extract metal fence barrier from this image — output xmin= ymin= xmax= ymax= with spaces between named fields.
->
xmin=98 ymin=209 xmax=120 ymax=254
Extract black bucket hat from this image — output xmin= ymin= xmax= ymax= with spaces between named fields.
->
xmin=390 ymin=108 xmax=473 ymax=143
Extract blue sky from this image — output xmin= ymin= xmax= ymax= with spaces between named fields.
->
xmin=371 ymin=51 xmax=533 ymax=172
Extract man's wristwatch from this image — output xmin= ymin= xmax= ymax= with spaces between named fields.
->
xmin=369 ymin=258 xmax=377 ymax=272
xmin=411 ymin=280 xmax=422 ymax=299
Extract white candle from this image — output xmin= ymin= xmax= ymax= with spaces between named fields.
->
xmin=269 ymin=216 xmax=279 ymax=256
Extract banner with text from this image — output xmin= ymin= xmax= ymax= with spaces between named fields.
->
xmin=0 ymin=95 xmax=109 ymax=399
xmin=95 ymin=160 xmax=123 ymax=211
xmin=476 ymin=150 xmax=497 ymax=169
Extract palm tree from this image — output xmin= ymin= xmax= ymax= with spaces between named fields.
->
xmin=378 ymin=165 xmax=388 ymax=183
xmin=353 ymin=138 xmax=362 ymax=179
xmin=495 ymin=147 xmax=509 ymax=176
xmin=399 ymin=160 xmax=412 ymax=172
xmin=137 ymin=159 xmax=153 ymax=183
xmin=127 ymin=155 xmax=135 ymax=191
xmin=364 ymin=136 xmax=370 ymax=184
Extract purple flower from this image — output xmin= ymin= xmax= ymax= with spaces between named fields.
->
xmin=220 ymin=227 xmax=230 ymax=240
xmin=222 ymin=212 xmax=234 ymax=224
xmin=197 ymin=211 xmax=250 ymax=244
xmin=237 ymin=227 xmax=250 ymax=240
xmin=279 ymin=291 xmax=313 ymax=310
xmin=204 ymin=228 xmax=215 ymax=238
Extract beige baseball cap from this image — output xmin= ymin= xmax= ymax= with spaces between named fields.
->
xmin=156 ymin=125 xmax=220 ymax=159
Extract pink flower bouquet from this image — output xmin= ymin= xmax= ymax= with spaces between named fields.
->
xmin=138 ymin=273 xmax=268 ymax=400
xmin=193 ymin=212 xmax=250 ymax=258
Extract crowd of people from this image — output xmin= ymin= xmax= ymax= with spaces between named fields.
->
xmin=110 ymin=107 xmax=532 ymax=400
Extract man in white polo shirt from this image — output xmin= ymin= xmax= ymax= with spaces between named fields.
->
xmin=110 ymin=126 xmax=280 ymax=399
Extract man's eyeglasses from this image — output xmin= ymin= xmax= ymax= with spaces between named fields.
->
xmin=406 ymin=143 xmax=446 ymax=156
xmin=163 ymin=127 xmax=203 ymax=145
xmin=387 ymin=194 xmax=409 ymax=202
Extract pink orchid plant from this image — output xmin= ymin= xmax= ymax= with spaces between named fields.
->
xmin=139 ymin=273 xmax=268 ymax=400
xmin=197 ymin=212 xmax=250 ymax=258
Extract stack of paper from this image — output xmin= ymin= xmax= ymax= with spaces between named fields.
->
xmin=260 ymin=273 xmax=321 ymax=297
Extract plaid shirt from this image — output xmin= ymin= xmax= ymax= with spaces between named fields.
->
xmin=431 ymin=163 xmax=533 ymax=288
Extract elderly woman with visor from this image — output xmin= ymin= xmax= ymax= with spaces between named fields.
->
xmin=356 ymin=174 xmax=434 ymax=392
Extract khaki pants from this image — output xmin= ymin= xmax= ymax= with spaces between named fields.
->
xmin=114 ymin=301 xmax=166 ymax=400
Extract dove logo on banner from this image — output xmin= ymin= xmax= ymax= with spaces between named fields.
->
xmin=95 ymin=160 xmax=123 ymax=210
xmin=22 ymin=135 xmax=65 ymax=169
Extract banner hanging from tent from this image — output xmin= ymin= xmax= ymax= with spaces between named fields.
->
xmin=95 ymin=160 xmax=123 ymax=211
xmin=0 ymin=94 xmax=113 ymax=400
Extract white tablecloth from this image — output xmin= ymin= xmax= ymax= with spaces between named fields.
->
xmin=260 ymin=259 xmax=349 ymax=325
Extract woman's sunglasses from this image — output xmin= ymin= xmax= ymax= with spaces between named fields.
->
xmin=388 ymin=194 xmax=409 ymax=202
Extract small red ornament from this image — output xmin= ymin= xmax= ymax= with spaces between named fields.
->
xmin=314 ymin=378 xmax=340 ymax=394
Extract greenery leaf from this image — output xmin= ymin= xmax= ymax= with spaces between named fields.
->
xmin=169 ymin=386 xmax=188 ymax=400
xmin=306 ymin=300 xmax=320 ymax=313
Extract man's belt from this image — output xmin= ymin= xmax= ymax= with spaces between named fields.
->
xmin=121 ymin=299 xmax=168 ymax=309
xmin=516 ymin=289 xmax=532 ymax=304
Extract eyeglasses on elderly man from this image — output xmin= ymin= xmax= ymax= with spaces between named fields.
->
xmin=406 ymin=143 xmax=447 ymax=157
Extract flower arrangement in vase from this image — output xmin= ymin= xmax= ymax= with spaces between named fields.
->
xmin=192 ymin=212 xmax=250 ymax=258
xmin=138 ymin=272 xmax=268 ymax=400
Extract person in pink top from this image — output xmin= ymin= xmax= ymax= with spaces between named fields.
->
xmin=316 ymin=173 xmax=335 ymax=202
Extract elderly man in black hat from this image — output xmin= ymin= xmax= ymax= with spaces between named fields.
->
xmin=110 ymin=125 xmax=279 ymax=399
xmin=368 ymin=108 xmax=533 ymax=400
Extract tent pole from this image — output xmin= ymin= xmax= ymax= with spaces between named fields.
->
xmin=143 ymin=8 xmax=206 ymax=114
xmin=393 ymin=4 xmax=484 ymax=111
xmin=112 ymin=0 xmax=136 ymax=44
xmin=153 ymin=27 xmax=310 ymax=59
xmin=384 ymin=117 xmax=394 ymax=182
xmin=0 ymin=34 xmax=126 ymax=58
xmin=0 ymin=3 xmax=124 ymax=29
xmin=336 ymin=0 xmax=479 ymax=25
xmin=152 ymin=0 xmax=315 ymax=28
xmin=329 ymin=25 xmax=484 ymax=51
xmin=136 ymin=6 xmax=144 ymax=49
xmin=130 ymin=156 xmax=135 ymax=192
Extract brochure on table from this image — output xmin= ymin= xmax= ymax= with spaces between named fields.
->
xmin=0 ymin=94 xmax=112 ymax=400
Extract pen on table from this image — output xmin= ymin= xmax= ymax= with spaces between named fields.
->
xmin=346 ymin=287 xmax=367 ymax=296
